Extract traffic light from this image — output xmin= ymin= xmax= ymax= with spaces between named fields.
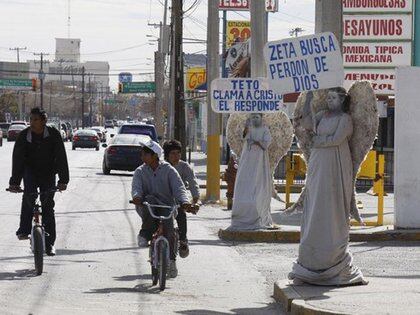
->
xmin=118 ymin=83 xmax=123 ymax=93
xmin=32 ymin=78 xmax=37 ymax=91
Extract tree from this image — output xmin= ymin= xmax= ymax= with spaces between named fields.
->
xmin=0 ymin=92 xmax=19 ymax=121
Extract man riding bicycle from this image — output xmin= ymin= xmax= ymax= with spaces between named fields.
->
xmin=131 ymin=139 xmax=198 ymax=278
xmin=163 ymin=140 xmax=200 ymax=258
xmin=8 ymin=107 xmax=69 ymax=256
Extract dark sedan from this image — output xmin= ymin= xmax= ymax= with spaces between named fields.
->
xmin=72 ymin=129 xmax=100 ymax=150
xmin=102 ymin=134 xmax=150 ymax=175
xmin=7 ymin=124 xmax=26 ymax=141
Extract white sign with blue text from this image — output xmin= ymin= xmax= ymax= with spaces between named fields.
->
xmin=211 ymin=78 xmax=285 ymax=113
xmin=264 ymin=32 xmax=344 ymax=95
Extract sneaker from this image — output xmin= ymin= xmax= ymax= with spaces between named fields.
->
xmin=17 ymin=233 xmax=30 ymax=240
xmin=46 ymin=245 xmax=56 ymax=256
xmin=167 ymin=260 xmax=178 ymax=278
xmin=179 ymin=240 xmax=189 ymax=258
xmin=137 ymin=234 xmax=149 ymax=248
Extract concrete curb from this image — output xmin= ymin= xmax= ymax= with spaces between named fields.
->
xmin=219 ymin=226 xmax=420 ymax=243
xmin=273 ymin=281 xmax=347 ymax=315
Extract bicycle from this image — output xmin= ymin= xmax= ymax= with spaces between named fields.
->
xmin=130 ymin=200 xmax=178 ymax=291
xmin=6 ymin=188 xmax=59 ymax=275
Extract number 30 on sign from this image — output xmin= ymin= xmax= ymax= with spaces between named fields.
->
xmin=227 ymin=20 xmax=251 ymax=47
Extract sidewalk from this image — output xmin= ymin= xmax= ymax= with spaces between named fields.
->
xmin=199 ymin=203 xmax=420 ymax=315
xmin=191 ymin=152 xmax=420 ymax=315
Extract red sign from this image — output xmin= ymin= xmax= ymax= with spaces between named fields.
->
xmin=219 ymin=0 xmax=278 ymax=12
xmin=343 ymin=0 xmax=413 ymax=12
xmin=219 ymin=0 xmax=249 ymax=10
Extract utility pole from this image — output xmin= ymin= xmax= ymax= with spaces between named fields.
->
xmin=34 ymin=52 xmax=49 ymax=110
xmin=290 ymin=27 xmax=305 ymax=38
xmin=81 ymin=66 xmax=86 ymax=128
xmin=89 ymin=74 xmax=93 ymax=127
xmin=49 ymin=82 xmax=53 ymax=115
xmin=9 ymin=47 xmax=27 ymax=63
xmin=171 ymin=0 xmax=186 ymax=156
xmin=154 ymin=0 xmax=168 ymax=140
xmin=250 ymin=0 xmax=267 ymax=77
xmin=206 ymin=0 xmax=220 ymax=201
xmin=315 ymin=0 xmax=343 ymax=49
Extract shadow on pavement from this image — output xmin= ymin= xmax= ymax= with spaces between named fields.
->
xmin=188 ymin=239 xmax=230 ymax=247
xmin=56 ymin=246 xmax=139 ymax=256
xmin=56 ymin=208 xmax=133 ymax=215
xmin=0 ymin=269 xmax=37 ymax=280
xmin=86 ymin=282 xmax=161 ymax=294
xmin=175 ymin=302 xmax=281 ymax=314
xmin=114 ymin=274 xmax=151 ymax=281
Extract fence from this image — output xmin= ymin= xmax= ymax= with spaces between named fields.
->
xmin=273 ymin=147 xmax=394 ymax=192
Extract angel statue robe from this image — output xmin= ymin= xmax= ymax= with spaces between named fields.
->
xmin=289 ymin=113 xmax=367 ymax=285
xmin=229 ymin=125 xmax=273 ymax=230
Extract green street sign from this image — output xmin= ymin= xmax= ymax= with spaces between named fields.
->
xmin=0 ymin=78 xmax=33 ymax=90
xmin=104 ymin=99 xmax=116 ymax=105
xmin=121 ymin=81 xmax=155 ymax=93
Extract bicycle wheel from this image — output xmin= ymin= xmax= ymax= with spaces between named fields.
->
xmin=33 ymin=226 xmax=44 ymax=275
xmin=158 ymin=241 xmax=167 ymax=291
xmin=150 ymin=245 xmax=158 ymax=285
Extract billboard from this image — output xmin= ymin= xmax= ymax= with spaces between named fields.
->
xmin=227 ymin=20 xmax=251 ymax=47
xmin=186 ymin=67 xmax=206 ymax=91
xmin=343 ymin=42 xmax=411 ymax=67
xmin=343 ymin=14 xmax=412 ymax=40
xmin=342 ymin=1 xmax=413 ymax=95
xmin=343 ymin=0 xmax=413 ymax=13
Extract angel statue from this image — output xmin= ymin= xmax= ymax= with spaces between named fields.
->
xmin=226 ymin=112 xmax=293 ymax=230
xmin=288 ymin=81 xmax=378 ymax=286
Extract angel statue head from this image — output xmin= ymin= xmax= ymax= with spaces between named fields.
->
xmin=250 ymin=113 xmax=263 ymax=127
xmin=327 ymin=87 xmax=351 ymax=113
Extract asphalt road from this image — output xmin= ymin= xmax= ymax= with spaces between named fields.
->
xmin=0 ymin=137 xmax=283 ymax=315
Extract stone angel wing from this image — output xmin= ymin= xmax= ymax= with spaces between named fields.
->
xmin=286 ymin=81 xmax=379 ymax=222
xmin=226 ymin=112 xmax=294 ymax=200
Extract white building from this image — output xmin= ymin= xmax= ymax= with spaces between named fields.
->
xmin=28 ymin=38 xmax=110 ymax=90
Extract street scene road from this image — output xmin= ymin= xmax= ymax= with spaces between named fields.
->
xmin=0 ymin=136 xmax=283 ymax=314
xmin=2 ymin=133 xmax=420 ymax=314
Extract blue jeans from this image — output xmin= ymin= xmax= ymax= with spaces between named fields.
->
xmin=18 ymin=169 xmax=56 ymax=247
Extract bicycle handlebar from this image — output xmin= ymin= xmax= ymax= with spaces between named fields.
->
xmin=129 ymin=200 xmax=178 ymax=220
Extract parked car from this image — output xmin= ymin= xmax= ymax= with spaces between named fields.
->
xmin=91 ymin=126 xmax=107 ymax=142
xmin=102 ymin=134 xmax=150 ymax=175
xmin=0 ymin=122 xmax=10 ymax=138
xmin=104 ymin=120 xmax=114 ymax=129
xmin=7 ymin=124 xmax=26 ymax=141
xmin=47 ymin=123 xmax=66 ymax=141
xmin=117 ymin=123 xmax=158 ymax=142
xmin=72 ymin=129 xmax=100 ymax=150
xmin=10 ymin=120 xmax=27 ymax=127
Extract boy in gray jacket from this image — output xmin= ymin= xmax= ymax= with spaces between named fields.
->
xmin=163 ymin=140 xmax=200 ymax=258
xmin=131 ymin=139 xmax=196 ymax=278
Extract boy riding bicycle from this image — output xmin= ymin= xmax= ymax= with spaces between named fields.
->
xmin=163 ymin=140 xmax=200 ymax=258
xmin=131 ymin=139 xmax=198 ymax=278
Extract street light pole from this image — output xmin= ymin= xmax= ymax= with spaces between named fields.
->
xmin=206 ymin=0 xmax=221 ymax=201
xmin=34 ymin=52 xmax=49 ymax=110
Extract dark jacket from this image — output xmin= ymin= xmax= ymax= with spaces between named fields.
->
xmin=9 ymin=126 xmax=69 ymax=186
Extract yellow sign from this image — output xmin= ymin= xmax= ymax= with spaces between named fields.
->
xmin=357 ymin=150 xmax=377 ymax=179
xmin=227 ymin=20 xmax=251 ymax=47
xmin=186 ymin=67 xmax=206 ymax=91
